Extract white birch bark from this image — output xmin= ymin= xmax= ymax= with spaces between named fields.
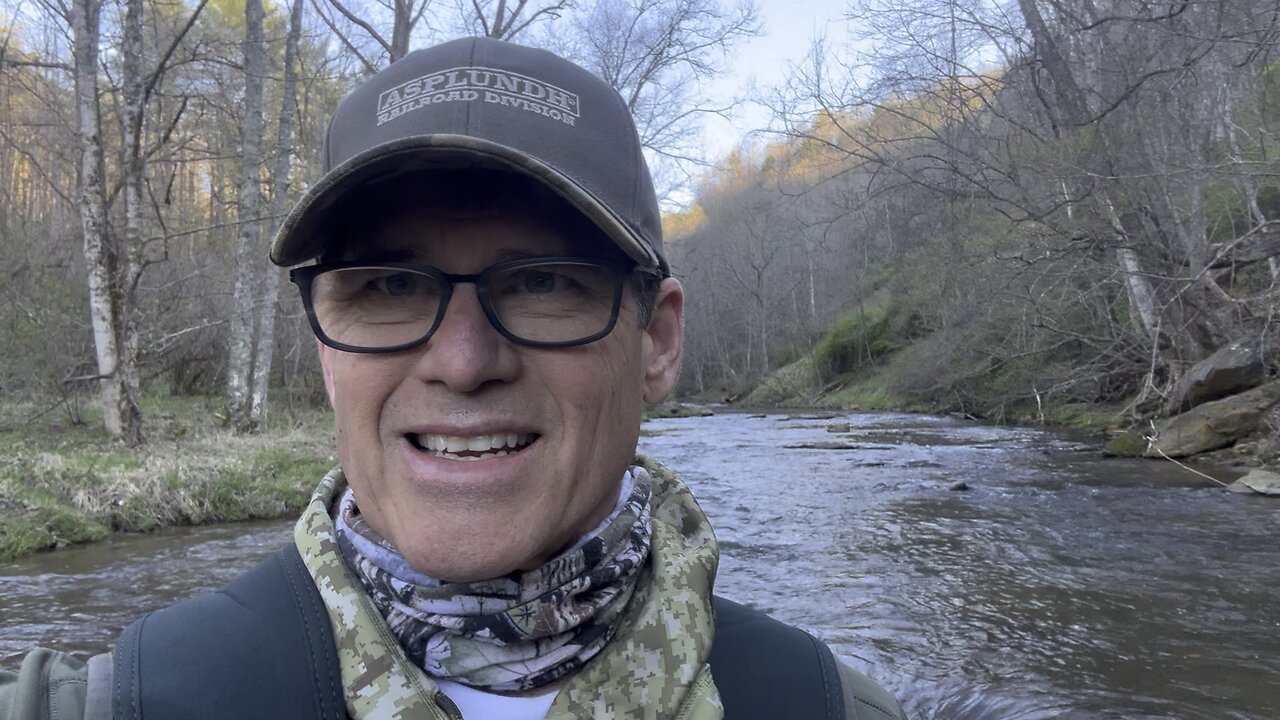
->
xmin=227 ymin=0 xmax=268 ymax=431
xmin=248 ymin=0 xmax=304 ymax=425
xmin=1105 ymin=199 xmax=1160 ymax=343
xmin=1017 ymin=0 xmax=1165 ymax=349
xmin=70 ymin=0 xmax=124 ymax=439
xmin=1115 ymin=245 xmax=1159 ymax=342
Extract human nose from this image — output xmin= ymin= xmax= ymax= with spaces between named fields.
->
xmin=412 ymin=283 xmax=519 ymax=392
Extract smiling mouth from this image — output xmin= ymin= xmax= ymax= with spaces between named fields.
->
xmin=407 ymin=432 xmax=538 ymax=461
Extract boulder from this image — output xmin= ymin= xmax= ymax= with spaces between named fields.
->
xmin=1168 ymin=341 xmax=1265 ymax=412
xmin=1103 ymin=431 xmax=1148 ymax=457
xmin=1148 ymin=381 xmax=1280 ymax=458
xmin=1226 ymin=469 xmax=1280 ymax=496
xmin=783 ymin=441 xmax=862 ymax=450
xmin=645 ymin=404 xmax=714 ymax=420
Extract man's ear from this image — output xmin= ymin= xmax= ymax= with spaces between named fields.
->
xmin=317 ymin=339 xmax=338 ymax=408
xmin=641 ymin=277 xmax=684 ymax=404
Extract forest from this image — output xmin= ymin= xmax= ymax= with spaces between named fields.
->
xmin=2 ymin=0 xmax=1278 ymax=449
xmin=4 ymin=4 xmax=1278 ymax=710
xmin=672 ymin=0 xmax=1280 ymax=440
xmin=0 ymin=0 xmax=756 ymax=445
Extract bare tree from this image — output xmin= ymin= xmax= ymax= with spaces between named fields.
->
xmin=227 ymin=0 xmax=269 ymax=431
xmin=247 ymin=0 xmax=308 ymax=426
xmin=312 ymin=0 xmax=432 ymax=70
xmin=69 ymin=0 xmax=130 ymax=438
xmin=567 ymin=0 xmax=759 ymax=194
xmin=456 ymin=0 xmax=572 ymax=39
xmin=760 ymin=0 xmax=1276 ymax=402
xmin=113 ymin=0 xmax=150 ymax=445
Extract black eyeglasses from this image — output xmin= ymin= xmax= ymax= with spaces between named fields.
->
xmin=290 ymin=256 xmax=658 ymax=353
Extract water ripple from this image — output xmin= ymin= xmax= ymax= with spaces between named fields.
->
xmin=2 ymin=411 xmax=1276 ymax=718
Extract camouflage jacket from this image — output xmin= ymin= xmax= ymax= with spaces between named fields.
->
xmin=294 ymin=455 xmax=723 ymax=720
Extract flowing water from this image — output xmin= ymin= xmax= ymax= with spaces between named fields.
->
xmin=2 ymin=411 xmax=1277 ymax=719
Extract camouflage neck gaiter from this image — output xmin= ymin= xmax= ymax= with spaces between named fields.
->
xmin=334 ymin=467 xmax=653 ymax=693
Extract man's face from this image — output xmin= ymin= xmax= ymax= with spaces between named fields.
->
xmin=317 ymin=199 xmax=683 ymax=582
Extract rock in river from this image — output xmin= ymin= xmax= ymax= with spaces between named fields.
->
xmin=784 ymin=441 xmax=863 ymax=450
xmin=1227 ymin=469 xmax=1280 ymax=496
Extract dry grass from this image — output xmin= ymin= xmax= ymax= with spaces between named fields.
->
xmin=0 ymin=393 xmax=335 ymax=561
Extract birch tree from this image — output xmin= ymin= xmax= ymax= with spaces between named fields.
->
xmin=1012 ymin=0 xmax=1165 ymax=346
xmin=767 ymin=0 xmax=1271 ymax=398
xmin=70 ymin=0 xmax=132 ymax=440
xmin=227 ymin=0 xmax=269 ymax=432
xmin=247 ymin=0 xmax=307 ymax=426
xmin=114 ymin=0 xmax=150 ymax=445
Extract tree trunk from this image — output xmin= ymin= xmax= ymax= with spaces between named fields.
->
xmin=228 ymin=0 xmax=268 ymax=431
xmin=70 ymin=0 xmax=127 ymax=440
xmin=1115 ymin=245 xmax=1158 ymax=343
xmin=1017 ymin=0 xmax=1174 ymax=357
xmin=117 ymin=0 xmax=148 ymax=446
xmin=1014 ymin=0 xmax=1091 ymax=130
xmin=248 ymin=0 xmax=304 ymax=426
xmin=391 ymin=0 xmax=411 ymax=62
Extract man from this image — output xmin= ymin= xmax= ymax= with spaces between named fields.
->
xmin=1 ymin=37 xmax=906 ymax=720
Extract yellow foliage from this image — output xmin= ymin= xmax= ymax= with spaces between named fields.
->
xmin=662 ymin=204 xmax=707 ymax=242
xmin=209 ymin=0 xmax=246 ymax=25
xmin=690 ymin=69 xmax=1007 ymax=203
xmin=210 ymin=0 xmax=283 ymax=26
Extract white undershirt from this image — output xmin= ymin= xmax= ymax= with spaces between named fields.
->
xmin=434 ymin=679 xmax=560 ymax=719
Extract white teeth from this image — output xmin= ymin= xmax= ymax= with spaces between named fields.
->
xmin=415 ymin=432 xmax=532 ymax=459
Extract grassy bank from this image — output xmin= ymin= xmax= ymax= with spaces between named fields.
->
xmin=733 ymin=301 xmax=1129 ymax=433
xmin=0 ymin=393 xmax=334 ymax=562
xmin=741 ymin=350 xmax=1122 ymax=433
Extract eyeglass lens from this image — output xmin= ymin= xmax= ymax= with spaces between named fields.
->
xmin=309 ymin=261 xmax=621 ymax=349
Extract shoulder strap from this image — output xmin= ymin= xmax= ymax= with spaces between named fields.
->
xmin=83 ymin=651 xmax=113 ymax=720
xmin=709 ymin=596 xmax=844 ymax=720
xmin=111 ymin=544 xmax=345 ymax=720
xmin=101 ymin=547 xmax=873 ymax=719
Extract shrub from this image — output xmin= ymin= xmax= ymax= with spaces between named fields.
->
xmin=812 ymin=304 xmax=911 ymax=378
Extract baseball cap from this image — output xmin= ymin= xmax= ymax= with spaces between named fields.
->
xmin=270 ymin=37 xmax=667 ymax=273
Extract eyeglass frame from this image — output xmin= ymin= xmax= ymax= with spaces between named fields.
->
xmin=289 ymin=255 xmax=664 ymax=354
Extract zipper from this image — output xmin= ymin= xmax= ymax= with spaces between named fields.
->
xmin=435 ymin=690 xmax=464 ymax=720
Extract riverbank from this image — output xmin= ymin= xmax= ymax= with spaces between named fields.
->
xmin=736 ymin=355 xmax=1117 ymax=429
xmin=0 ymin=394 xmax=334 ymax=562
xmin=9 ymin=409 xmax=1278 ymax=718
xmin=0 ymin=392 xmax=737 ymax=563
xmin=3 ymin=381 xmax=1266 ymax=564
xmin=733 ymin=353 xmax=1280 ymax=473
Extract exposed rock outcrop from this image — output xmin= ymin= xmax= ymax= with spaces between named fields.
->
xmin=1148 ymin=381 xmax=1280 ymax=458
xmin=1168 ymin=341 xmax=1265 ymax=413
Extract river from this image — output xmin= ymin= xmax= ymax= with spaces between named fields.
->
xmin=2 ymin=410 xmax=1277 ymax=719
